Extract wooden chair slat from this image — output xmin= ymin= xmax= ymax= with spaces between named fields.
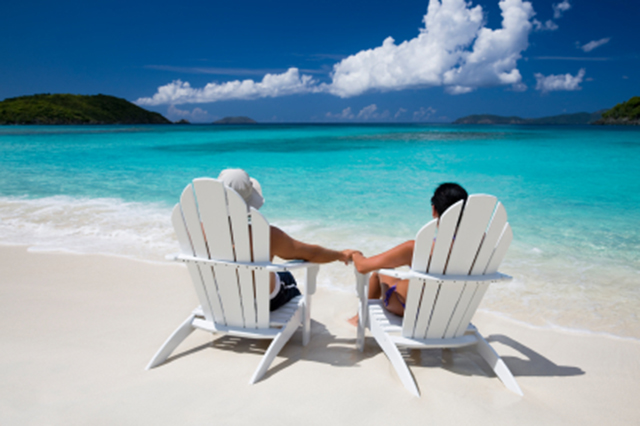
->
xmin=171 ymin=204 xmax=195 ymax=256
xmin=453 ymin=282 xmax=490 ymax=336
xmin=446 ymin=195 xmax=497 ymax=275
xmin=193 ymin=178 xmax=234 ymax=261
xmin=180 ymin=184 xmax=208 ymax=259
xmin=412 ymin=280 xmax=439 ymax=339
xmin=411 ymin=220 xmax=437 ymax=273
xmin=424 ymin=281 xmax=465 ymax=339
xmin=471 ymin=202 xmax=507 ymax=275
xmin=443 ymin=282 xmax=476 ymax=338
xmin=251 ymin=208 xmax=271 ymax=329
xmin=227 ymin=188 xmax=256 ymax=328
xmin=428 ymin=200 xmax=463 ymax=274
xmin=401 ymin=277 xmax=424 ymax=338
xmin=485 ymin=224 xmax=512 ymax=274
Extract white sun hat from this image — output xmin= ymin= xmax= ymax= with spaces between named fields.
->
xmin=217 ymin=168 xmax=264 ymax=210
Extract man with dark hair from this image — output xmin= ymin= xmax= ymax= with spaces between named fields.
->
xmin=349 ymin=183 xmax=468 ymax=322
xmin=431 ymin=182 xmax=469 ymax=217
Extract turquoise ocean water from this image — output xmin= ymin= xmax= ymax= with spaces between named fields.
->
xmin=1 ymin=124 xmax=639 ymax=338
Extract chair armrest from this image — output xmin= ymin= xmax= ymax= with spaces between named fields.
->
xmin=168 ymin=253 xmax=318 ymax=273
xmin=378 ymin=268 xmax=511 ymax=283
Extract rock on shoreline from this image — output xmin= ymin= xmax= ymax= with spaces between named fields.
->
xmin=592 ymin=96 xmax=640 ymax=126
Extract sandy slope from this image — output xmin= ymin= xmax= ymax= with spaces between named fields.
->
xmin=1 ymin=245 xmax=638 ymax=425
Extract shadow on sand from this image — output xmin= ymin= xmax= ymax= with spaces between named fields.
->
xmin=157 ymin=319 xmax=379 ymax=382
xmin=389 ymin=333 xmax=585 ymax=379
xmin=157 ymin=323 xmax=584 ymax=385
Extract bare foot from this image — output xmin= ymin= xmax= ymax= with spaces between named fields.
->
xmin=347 ymin=313 xmax=359 ymax=327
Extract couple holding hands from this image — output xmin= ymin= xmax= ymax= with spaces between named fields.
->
xmin=217 ymin=168 xmax=468 ymax=320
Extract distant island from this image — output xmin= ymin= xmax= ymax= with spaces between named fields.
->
xmin=0 ymin=94 xmax=170 ymax=125
xmin=593 ymin=96 xmax=639 ymax=125
xmin=453 ymin=111 xmax=604 ymax=125
xmin=213 ymin=116 xmax=257 ymax=124
xmin=454 ymin=96 xmax=639 ymax=126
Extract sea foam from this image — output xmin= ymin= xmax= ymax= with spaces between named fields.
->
xmin=0 ymin=195 xmax=176 ymax=260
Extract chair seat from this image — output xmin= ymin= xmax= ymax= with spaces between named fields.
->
xmin=191 ymin=295 xmax=304 ymax=337
xmin=367 ymin=300 xmax=479 ymax=349
xmin=368 ymin=300 xmax=403 ymax=334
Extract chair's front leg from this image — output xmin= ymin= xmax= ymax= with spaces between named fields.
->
xmin=302 ymin=265 xmax=319 ymax=346
xmin=474 ymin=329 xmax=523 ymax=396
xmin=146 ymin=313 xmax=196 ymax=370
xmin=355 ymin=270 xmax=370 ymax=351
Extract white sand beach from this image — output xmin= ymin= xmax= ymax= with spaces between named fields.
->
xmin=1 ymin=244 xmax=639 ymax=425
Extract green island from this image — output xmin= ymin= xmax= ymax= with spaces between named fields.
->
xmin=453 ymin=111 xmax=604 ymax=125
xmin=213 ymin=116 xmax=257 ymax=124
xmin=593 ymin=96 xmax=640 ymax=125
xmin=454 ymin=96 xmax=639 ymax=126
xmin=0 ymin=94 xmax=171 ymax=125
xmin=1 ymin=93 xmax=637 ymax=126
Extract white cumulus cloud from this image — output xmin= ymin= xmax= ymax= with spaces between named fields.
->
xmin=532 ymin=19 xmax=558 ymax=31
xmin=552 ymin=0 xmax=571 ymax=19
xmin=356 ymin=104 xmax=391 ymax=120
xmin=535 ymin=68 xmax=585 ymax=93
xmin=413 ymin=107 xmax=437 ymax=121
xmin=137 ymin=0 xmax=538 ymax=106
xmin=581 ymin=38 xmax=611 ymax=53
xmin=325 ymin=107 xmax=355 ymax=120
xmin=166 ymin=105 xmax=212 ymax=122
xmin=327 ymin=0 xmax=534 ymax=97
xmin=356 ymin=104 xmax=385 ymax=120
xmin=325 ymin=104 xmax=392 ymax=120
xmin=394 ymin=108 xmax=408 ymax=119
xmin=136 ymin=68 xmax=318 ymax=106
xmin=357 ymin=104 xmax=378 ymax=119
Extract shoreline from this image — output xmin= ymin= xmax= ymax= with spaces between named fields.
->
xmin=1 ymin=244 xmax=639 ymax=424
xmin=8 ymin=241 xmax=640 ymax=342
xmin=476 ymin=308 xmax=640 ymax=344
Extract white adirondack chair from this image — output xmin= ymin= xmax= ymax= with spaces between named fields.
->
xmin=147 ymin=178 xmax=319 ymax=384
xmin=355 ymin=194 xmax=522 ymax=397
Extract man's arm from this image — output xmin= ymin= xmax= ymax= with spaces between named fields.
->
xmin=270 ymin=226 xmax=355 ymax=264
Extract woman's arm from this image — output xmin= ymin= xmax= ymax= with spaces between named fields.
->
xmin=352 ymin=240 xmax=414 ymax=274
xmin=270 ymin=226 xmax=356 ymax=264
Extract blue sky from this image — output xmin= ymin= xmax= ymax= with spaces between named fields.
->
xmin=1 ymin=0 xmax=638 ymax=122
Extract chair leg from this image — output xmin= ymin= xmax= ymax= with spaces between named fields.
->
xmin=146 ymin=313 xmax=196 ymax=370
xmin=302 ymin=296 xmax=312 ymax=347
xmin=355 ymin=271 xmax=370 ymax=352
xmin=302 ymin=265 xmax=319 ymax=347
xmin=249 ymin=308 xmax=302 ymax=384
xmin=474 ymin=330 xmax=523 ymax=396
xmin=356 ymin=313 xmax=366 ymax=352
xmin=370 ymin=311 xmax=420 ymax=397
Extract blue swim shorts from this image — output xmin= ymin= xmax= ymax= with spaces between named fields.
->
xmin=270 ymin=271 xmax=301 ymax=311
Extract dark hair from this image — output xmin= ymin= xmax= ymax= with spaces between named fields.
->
xmin=431 ymin=183 xmax=468 ymax=216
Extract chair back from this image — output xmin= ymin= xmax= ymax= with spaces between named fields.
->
xmin=402 ymin=194 xmax=512 ymax=339
xmin=171 ymin=178 xmax=271 ymax=329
